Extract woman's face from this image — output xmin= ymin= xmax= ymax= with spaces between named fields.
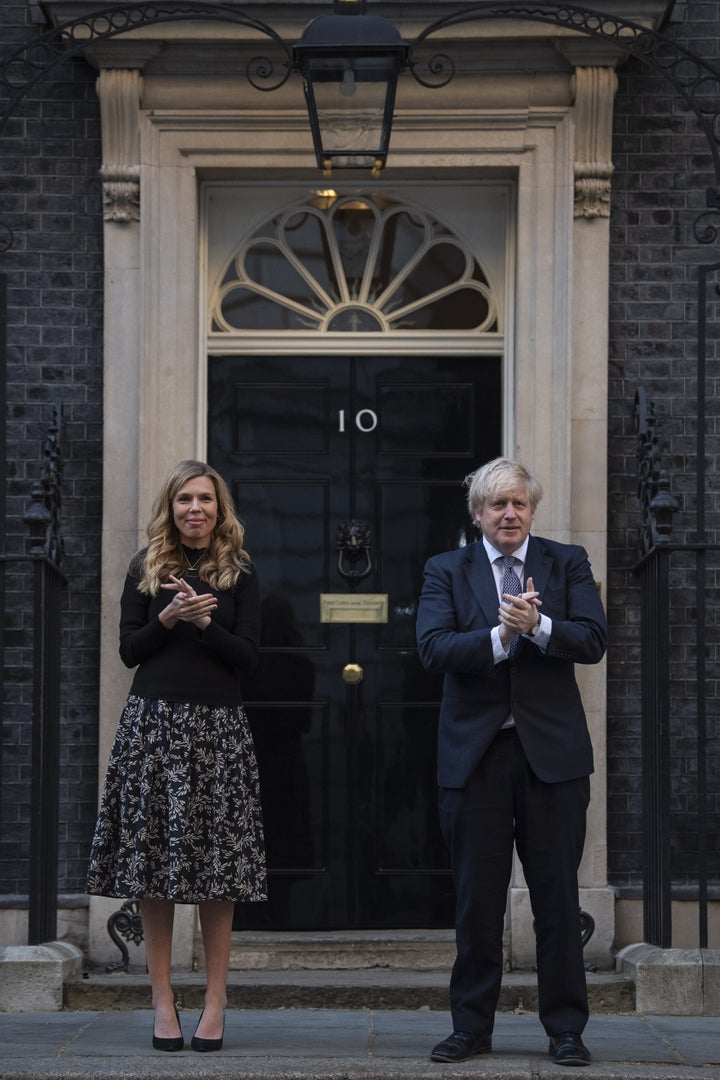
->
xmin=172 ymin=475 xmax=218 ymax=548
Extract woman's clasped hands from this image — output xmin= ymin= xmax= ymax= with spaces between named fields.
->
xmin=159 ymin=574 xmax=217 ymax=630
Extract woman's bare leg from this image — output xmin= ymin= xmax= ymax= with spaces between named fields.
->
xmin=139 ymin=899 xmax=181 ymax=1039
xmin=195 ymin=899 xmax=234 ymax=1039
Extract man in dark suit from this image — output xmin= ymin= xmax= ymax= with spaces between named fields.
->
xmin=416 ymin=458 xmax=607 ymax=1067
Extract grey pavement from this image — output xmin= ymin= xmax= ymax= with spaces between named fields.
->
xmin=0 ymin=1009 xmax=719 ymax=1080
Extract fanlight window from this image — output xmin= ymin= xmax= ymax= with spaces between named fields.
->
xmin=209 ymin=195 xmax=499 ymax=334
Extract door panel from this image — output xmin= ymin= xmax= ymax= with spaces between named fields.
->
xmin=209 ymin=354 xmax=501 ymax=928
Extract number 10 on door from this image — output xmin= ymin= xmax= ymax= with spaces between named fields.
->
xmin=338 ymin=409 xmax=378 ymax=433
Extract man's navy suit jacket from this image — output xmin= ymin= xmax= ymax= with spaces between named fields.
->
xmin=416 ymin=535 xmax=608 ymax=789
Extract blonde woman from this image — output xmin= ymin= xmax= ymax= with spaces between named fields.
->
xmin=88 ymin=460 xmax=266 ymax=1053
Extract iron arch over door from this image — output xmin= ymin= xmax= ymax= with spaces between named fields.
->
xmin=4 ymin=3 xmax=720 ymax=190
xmin=209 ymin=352 xmax=501 ymax=929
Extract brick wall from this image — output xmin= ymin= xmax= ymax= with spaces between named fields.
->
xmin=0 ymin=0 xmax=718 ymax=910
xmin=608 ymin=0 xmax=720 ymax=890
xmin=0 ymin=1 xmax=104 ymax=898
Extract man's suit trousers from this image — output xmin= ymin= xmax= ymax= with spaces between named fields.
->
xmin=438 ymin=727 xmax=590 ymax=1037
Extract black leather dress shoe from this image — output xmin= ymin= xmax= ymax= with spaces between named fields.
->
xmin=430 ymin=1031 xmax=492 ymax=1062
xmin=548 ymin=1032 xmax=591 ymax=1066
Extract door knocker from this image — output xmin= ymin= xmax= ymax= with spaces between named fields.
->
xmin=337 ymin=520 xmax=373 ymax=580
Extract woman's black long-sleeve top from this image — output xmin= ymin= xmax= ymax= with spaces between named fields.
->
xmin=119 ymin=559 xmax=260 ymax=707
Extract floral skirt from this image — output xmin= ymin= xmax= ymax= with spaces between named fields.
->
xmin=87 ymin=695 xmax=267 ymax=903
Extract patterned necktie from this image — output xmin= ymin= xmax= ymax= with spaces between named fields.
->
xmin=501 ymin=555 xmax=522 ymax=657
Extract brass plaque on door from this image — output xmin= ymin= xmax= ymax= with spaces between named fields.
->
xmin=320 ymin=594 xmax=388 ymax=623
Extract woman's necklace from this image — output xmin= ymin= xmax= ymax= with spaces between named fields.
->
xmin=183 ymin=547 xmax=207 ymax=572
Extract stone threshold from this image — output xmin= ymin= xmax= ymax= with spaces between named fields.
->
xmin=223 ymin=928 xmax=457 ymax=971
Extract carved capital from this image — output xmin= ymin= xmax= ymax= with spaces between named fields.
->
xmin=572 ymin=66 xmax=618 ymax=219
xmin=96 ymin=68 xmax=142 ymax=223
xmin=99 ymin=165 xmax=140 ymax=223
xmin=574 ymin=161 xmax=614 ymax=219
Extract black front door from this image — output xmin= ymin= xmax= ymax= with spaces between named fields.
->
xmin=209 ymin=353 xmax=501 ymax=928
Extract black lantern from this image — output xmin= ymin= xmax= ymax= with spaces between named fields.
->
xmin=293 ymin=0 xmax=408 ymax=177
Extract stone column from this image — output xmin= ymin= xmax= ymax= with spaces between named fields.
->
xmin=510 ymin=65 xmax=619 ymax=971
xmin=572 ymin=63 xmax=617 ymax=965
xmin=88 ymin=65 xmax=195 ymax=972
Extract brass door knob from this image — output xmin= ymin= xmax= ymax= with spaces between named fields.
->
xmin=342 ymin=663 xmax=364 ymax=685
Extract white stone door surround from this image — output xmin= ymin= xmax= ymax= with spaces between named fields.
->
xmin=87 ymin=46 xmax=619 ymax=971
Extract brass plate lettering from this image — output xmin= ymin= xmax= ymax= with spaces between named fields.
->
xmin=320 ymin=594 xmax=388 ymax=623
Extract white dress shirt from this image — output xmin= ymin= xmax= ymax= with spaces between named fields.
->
xmin=481 ymin=535 xmax=551 ymax=664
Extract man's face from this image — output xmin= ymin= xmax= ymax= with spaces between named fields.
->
xmin=475 ymin=485 xmax=534 ymax=555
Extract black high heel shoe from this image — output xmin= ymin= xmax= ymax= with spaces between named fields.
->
xmin=191 ymin=1010 xmax=224 ymax=1052
xmin=152 ymin=1006 xmax=184 ymax=1052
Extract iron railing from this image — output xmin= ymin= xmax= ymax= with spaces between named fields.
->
xmin=635 ymin=388 xmax=719 ymax=948
xmin=0 ymin=402 xmax=67 ymax=945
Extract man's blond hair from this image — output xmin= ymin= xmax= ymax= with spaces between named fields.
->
xmin=464 ymin=457 xmax=543 ymax=520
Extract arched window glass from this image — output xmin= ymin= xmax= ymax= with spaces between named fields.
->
xmin=209 ymin=194 xmax=499 ymax=334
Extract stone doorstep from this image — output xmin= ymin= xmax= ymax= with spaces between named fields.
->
xmin=71 ymin=929 xmax=633 ymax=1014
xmin=0 ymin=936 xmax=636 ymax=1016
xmin=222 ymin=926 xmax=612 ymax=973
xmin=65 ymin=969 xmax=636 ymax=1014
xmin=223 ymin=929 xmax=459 ymax=972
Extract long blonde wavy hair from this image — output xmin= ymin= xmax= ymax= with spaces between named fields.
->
xmin=134 ymin=460 xmax=252 ymax=596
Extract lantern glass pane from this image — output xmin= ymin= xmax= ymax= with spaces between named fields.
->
xmin=305 ymin=55 xmax=396 ymax=163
